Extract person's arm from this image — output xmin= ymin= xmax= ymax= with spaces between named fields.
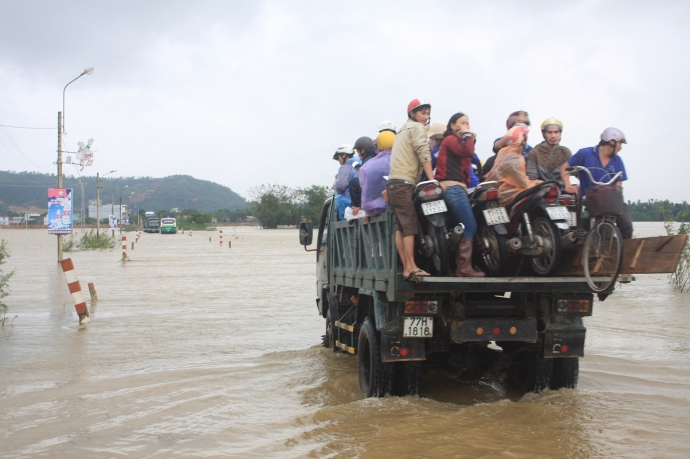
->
xmin=349 ymin=177 xmax=362 ymax=208
xmin=334 ymin=164 xmax=351 ymax=194
xmin=422 ymin=161 xmax=435 ymax=184
xmin=493 ymin=136 xmax=508 ymax=153
xmin=559 ymin=161 xmax=579 ymax=195
xmin=526 ymin=151 xmax=539 ymax=180
xmin=411 ymin=124 xmax=432 ymax=166
xmin=444 ymin=134 xmax=476 ymax=158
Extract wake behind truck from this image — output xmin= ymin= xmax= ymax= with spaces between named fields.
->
xmin=299 ymin=197 xmax=686 ymax=398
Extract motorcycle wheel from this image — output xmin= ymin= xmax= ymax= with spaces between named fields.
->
xmin=428 ymin=223 xmax=450 ymax=276
xmin=529 ymin=216 xmax=563 ymax=276
xmin=473 ymin=223 xmax=507 ymax=277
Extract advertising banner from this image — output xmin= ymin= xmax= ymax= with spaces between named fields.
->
xmin=109 ymin=215 xmax=117 ymax=228
xmin=48 ymin=188 xmax=73 ymax=234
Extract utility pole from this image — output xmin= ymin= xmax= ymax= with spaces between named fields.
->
xmin=57 ymin=111 xmax=63 ymax=263
xmin=96 ymin=172 xmax=102 ymax=236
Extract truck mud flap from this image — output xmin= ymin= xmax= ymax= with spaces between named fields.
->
xmin=380 ymin=331 xmax=425 ymax=362
xmin=543 ymin=326 xmax=586 ymax=358
xmin=451 ymin=319 xmax=537 ymax=343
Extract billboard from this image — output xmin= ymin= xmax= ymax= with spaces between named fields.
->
xmin=48 ymin=188 xmax=73 ymax=234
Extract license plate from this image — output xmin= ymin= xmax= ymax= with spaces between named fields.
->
xmin=421 ymin=200 xmax=447 ymax=216
xmin=546 ymin=206 xmax=570 ymax=221
xmin=404 ymin=317 xmax=433 ymax=338
xmin=482 ymin=207 xmax=510 ymax=225
xmin=567 ymin=211 xmax=577 ymax=227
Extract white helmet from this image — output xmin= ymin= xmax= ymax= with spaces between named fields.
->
xmin=332 ymin=143 xmax=354 ymax=160
xmin=377 ymin=120 xmax=397 ymax=133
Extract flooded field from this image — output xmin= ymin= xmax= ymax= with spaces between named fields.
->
xmin=1 ymin=223 xmax=688 ymax=458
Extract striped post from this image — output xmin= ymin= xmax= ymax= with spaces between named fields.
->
xmin=209 ymin=236 xmax=211 ymax=242
xmin=220 ymin=229 xmax=223 ymax=246
xmin=88 ymin=282 xmax=98 ymax=303
xmin=189 ymin=230 xmax=193 ymax=237
xmin=60 ymin=258 xmax=90 ymax=324
xmin=122 ymin=235 xmax=127 ymax=261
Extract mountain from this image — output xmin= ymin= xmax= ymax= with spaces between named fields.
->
xmin=0 ymin=171 xmax=248 ymax=215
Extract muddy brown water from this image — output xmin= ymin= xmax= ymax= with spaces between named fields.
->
xmin=0 ymin=224 xmax=688 ymax=458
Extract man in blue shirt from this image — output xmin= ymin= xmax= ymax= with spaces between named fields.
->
xmin=481 ymin=110 xmax=533 ymax=179
xmin=559 ymin=127 xmax=632 ymax=239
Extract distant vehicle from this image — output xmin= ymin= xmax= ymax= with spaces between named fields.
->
xmin=160 ymin=218 xmax=177 ymax=234
xmin=145 ymin=218 xmax=160 ymax=233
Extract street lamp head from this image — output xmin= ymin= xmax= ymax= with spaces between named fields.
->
xmin=82 ymin=67 xmax=95 ymax=76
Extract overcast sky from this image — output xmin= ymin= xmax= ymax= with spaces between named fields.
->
xmin=1 ymin=0 xmax=689 ymax=203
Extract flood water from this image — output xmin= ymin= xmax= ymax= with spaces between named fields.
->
xmin=0 ymin=223 xmax=688 ymax=458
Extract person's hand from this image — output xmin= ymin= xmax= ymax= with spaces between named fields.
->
xmin=382 ymin=190 xmax=388 ymax=202
xmin=351 ymin=206 xmax=361 ymax=215
xmin=438 ymin=181 xmax=447 ymax=192
xmin=565 ymin=185 xmax=579 ymax=195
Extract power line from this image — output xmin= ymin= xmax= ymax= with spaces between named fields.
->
xmin=0 ymin=125 xmax=56 ymax=130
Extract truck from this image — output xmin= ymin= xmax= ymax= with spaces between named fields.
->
xmin=299 ymin=197 xmax=687 ymax=398
xmin=143 ymin=211 xmax=160 ymax=233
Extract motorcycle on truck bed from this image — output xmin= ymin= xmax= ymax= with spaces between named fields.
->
xmin=299 ymin=197 xmax=687 ymax=398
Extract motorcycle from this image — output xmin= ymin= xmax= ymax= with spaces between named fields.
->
xmin=475 ymin=181 xmax=571 ymax=276
xmin=469 ymin=181 xmax=510 ymax=276
xmin=413 ymin=180 xmax=465 ymax=276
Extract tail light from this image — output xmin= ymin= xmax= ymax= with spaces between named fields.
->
xmin=419 ymin=185 xmax=441 ymax=199
xmin=545 ymin=186 xmax=560 ymax=203
xmin=404 ymin=300 xmax=439 ymax=314
xmin=476 ymin=188 xmax=499 ymax=201
xmin=559 ymin=195 xmax=572 ymax=206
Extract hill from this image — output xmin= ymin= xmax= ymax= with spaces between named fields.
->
xmin=0 ymin=171 xmax=248 ymax=215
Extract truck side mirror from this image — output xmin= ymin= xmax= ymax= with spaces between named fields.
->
xmin=299 ymin=221 xmax=313 ymax=246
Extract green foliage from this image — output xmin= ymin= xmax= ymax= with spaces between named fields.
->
xmin=248 ymin=184 xmax=329 ymax=229
xmin=0 ymin=240 xmax=14 ymax=322
xmin=64 ymin=230 xmax=116 ymax=252
xmin=664 ymin=213 xmax=690 ymax=293
xmin=0 ymin=170 xmax=248 ymax=214
xmin=177 ymin=210 xmax=214 ymax=230
xmin=214 ymin=208 xmax=251 ymax=223
xmin=629 ymin=199 xmax=690 ymax=222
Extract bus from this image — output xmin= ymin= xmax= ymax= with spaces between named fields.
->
xmin=160 ymin=218 xmax=177 ymax=234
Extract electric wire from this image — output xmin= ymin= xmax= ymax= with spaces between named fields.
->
xmin=0 ymin=125 xmax=56 ymax=130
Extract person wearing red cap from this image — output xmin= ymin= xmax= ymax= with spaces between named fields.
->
xmin=387 ymin=98 xmax=436 ymax=279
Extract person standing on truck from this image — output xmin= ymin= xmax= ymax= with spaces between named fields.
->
xmin=559 ymin=127 xmax=633 ymax=239
xmin=527 ymin=117 xmax=572 ymax=183
xmin=435 ymin=112 xmax=485 ymax=277
xmin=349 ymin=136 xmax=377 ymax=216
xmin=333 ymin=143 xmax=360 ymax=221
xmin=482 ymin=110 xmax=533 ymax=179
xmin=387 ymin=98 xmax=436 ymax=279
xmin=360 ymin=130 xmax=395 ymax=217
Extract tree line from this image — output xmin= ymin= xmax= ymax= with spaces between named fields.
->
xmin=628 ymin=200 xmax=690 ymax=222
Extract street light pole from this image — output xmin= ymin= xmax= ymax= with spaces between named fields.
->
xmin=57 ymin=67 xmax=94 ymax=263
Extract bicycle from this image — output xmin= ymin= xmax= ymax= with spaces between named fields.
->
xmin=566 ymin=166 xmax=625 ymax=293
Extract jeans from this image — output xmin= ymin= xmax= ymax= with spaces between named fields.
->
xmin=442 ymin=185 xmax=477 ymax=238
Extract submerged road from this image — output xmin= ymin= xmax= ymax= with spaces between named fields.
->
xmin=0 ymin=224 xmax=688 ymax=458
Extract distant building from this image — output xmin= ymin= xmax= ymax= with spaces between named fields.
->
xmin=88 ymin=204 xmax=128 ymax=219
xmin=0 ymin=216 xmax=9 ymax=225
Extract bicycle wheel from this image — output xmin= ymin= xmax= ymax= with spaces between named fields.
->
xmin=582 ymin=220 xmax=623 ymax=292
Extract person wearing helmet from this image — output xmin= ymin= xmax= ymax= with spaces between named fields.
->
xmin=482 ymin=110 xmax=533 ymax=179
xmin=485 ymin=124 xmax=543 ymax=207
xmin=526 ymin=117 xmax=572 ymax=183
xmin=387 ymin=98 xmax=435 ymax=279
xmin=377 ymin=120 xmax=397 ymax=134
xmin=359 ymin=131 xmax=395 ymax=217
xmin=332 ymin=143 xmax=360 ymax=221
xmin=560 ymin=127 xmax=632 ymax=238
xmin=348 ymin=136 xmax=377 ymax=216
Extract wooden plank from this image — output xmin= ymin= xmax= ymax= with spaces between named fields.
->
xmin=554 ymin=235 xmax=687 ymax=276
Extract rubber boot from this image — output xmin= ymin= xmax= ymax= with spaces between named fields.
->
xmin=455 ymin=238 xmax=485 ymax=277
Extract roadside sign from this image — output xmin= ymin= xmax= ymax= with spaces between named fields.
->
xmin=48 ymin=188 xmax=73 ymax=234
xmin=109 ymin=215 xmax=117 ymax=228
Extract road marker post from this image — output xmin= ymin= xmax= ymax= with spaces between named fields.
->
xmin=60 ymin=258 xmax=90 ymax=324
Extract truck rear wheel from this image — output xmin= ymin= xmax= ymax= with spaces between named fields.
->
xmin=394 ymin=361 xmax=422 ymax=396
xmin=322 ymin=311 xmax=335 ymax=351
xmin=550 ymin=358 xmax=579 ymax=390
xmin=506 ymin=349 xmax=553 ymax=396
xmin=358 ymin=317 xmax=393 ymax=397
